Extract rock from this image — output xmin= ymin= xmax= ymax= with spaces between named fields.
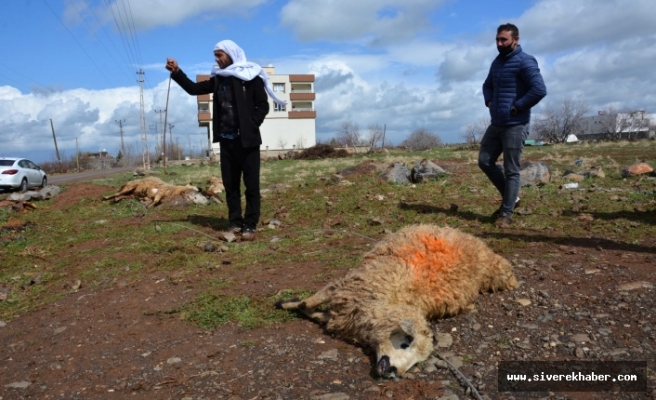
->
xmin=318 ymin=349 xmax=339 ymax=360
xmin=204 ymin=242 xmax=217 ymax=252
xmin=622 ymin=162 xmax=653 ymax=177
xmin=436 ymin=333 xmax=453 ymax=348
xmin=312 ymin=393 xmax=350 ymax=400
xmin=220 ymin=232 xmax=237 ymax=243
xmin=447 ymin=356 xmax=463 ymax=369
xmin=617 ymin=281 xmax=654 ymax=291
xmin=563 ymin=172 xmax=585 ymax=182
xmin=380 ymin=162 xmax=410 ymax=184
xmin=516 ymin=299 xmax=532 ymax=307
xmin=575 ymin=347 xmax=585 ymax=358
xmin=5 ymin=381 xmax=31 ymax=389
xmin=411 ymin=159 xmax=447 ymax=183
xmin=167 ymin=357 xmax=182 ymax=365
xmin=0 ymin=321 xmax=6 ymax=327
xmin=586 ymin=166 xmax=605 ymax=178
xmin=520 ymin=161 xmax=551 ymax=186
xmin=570 ymin=334 xmax=591 ymax=343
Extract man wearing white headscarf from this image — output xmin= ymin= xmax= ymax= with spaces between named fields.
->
xmin=166 ymin=40 xmax=282 ymax=241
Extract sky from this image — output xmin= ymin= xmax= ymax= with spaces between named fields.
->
xmin=1 ymin=0 xmax=655 ymax=163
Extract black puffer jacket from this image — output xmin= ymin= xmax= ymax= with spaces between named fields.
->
xmin=172 ymin=69 xmax=270 ymax=148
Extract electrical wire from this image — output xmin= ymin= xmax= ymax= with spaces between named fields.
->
xmin=41 ymin=0 xmax=114 ymax=87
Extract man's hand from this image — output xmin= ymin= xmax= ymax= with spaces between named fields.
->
xmin=165 ymin=58 xmax=179 ymax=74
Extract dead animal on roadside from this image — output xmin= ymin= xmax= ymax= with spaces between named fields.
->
xmin=206 ymin=177 xmax=224 ymax=193
xmin=103 ymin=177 xmax=207 ymax=208
xmin=277 ymin=224 xmax=517 ymax=379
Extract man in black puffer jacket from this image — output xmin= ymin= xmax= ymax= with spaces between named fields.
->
xmin=479 ymin=23 xmax=546 ymax=228
xmin=167 ymin=40 xmax=285 ymax=241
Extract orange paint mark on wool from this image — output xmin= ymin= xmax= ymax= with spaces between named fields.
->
xmin=396 ymin=235 xmax=461 ymax=291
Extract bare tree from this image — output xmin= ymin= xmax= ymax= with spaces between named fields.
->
xmin=400 ymin=129 xmax=442 ymax=151
xmin=334 ymin=120 xmax=361 ymax=147
xmin=277 ymin=136 xmax=288 ymax=150
xmin=596 ymin=105 xmax=622 ymax=140
xmin=365 ymin=123 xmax=385 ymax=152
xmin=462 ymin=117 xmax=490 ymax=144
xmin=620 ymin=110 xmax=652 ymax=140
xmin=533 ymin=97 xmax=589 ymax=143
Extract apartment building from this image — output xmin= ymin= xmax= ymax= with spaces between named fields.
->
xmin=196 ymin=66 xmax=316 ymax=155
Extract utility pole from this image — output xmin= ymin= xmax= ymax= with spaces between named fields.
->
xmin=168 ymin=124 xmax=174 ymax=160
xmin=186 ymin=133 xmax=192 ymax=159
xmin=75 ymin=137 xmax=80 ymax=171
xmin=137 ymin=69 xmax=150 ymax=170
xmin=115 ymin=119 xmax=126 ymax=165
xmin=49 ymin=119 xmax=61 ymax=164
xmin=381 ymin=123 xmax=386 ymax=149
xmin=154 ymin=109 xmax=165 ymax=163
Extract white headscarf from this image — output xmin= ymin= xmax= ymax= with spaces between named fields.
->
xmin=210 ymin=40 xmax=287 ymax=106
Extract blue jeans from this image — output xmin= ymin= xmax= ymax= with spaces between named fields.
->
xmin=478 ymin=123 xmax=528 ymax=217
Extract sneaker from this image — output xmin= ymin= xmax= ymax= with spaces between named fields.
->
xmin=492 ymin=197 xmax=521 ymax=218
xmin=241 ymin=227 xmax=256 ymax=241
xmin=494 ymin=215 xmax=513 ymax=228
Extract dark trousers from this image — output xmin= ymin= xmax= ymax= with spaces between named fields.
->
xmin=478 ymin=123 xmax=528 ymax=216
xmin=219 ymin=139 xmax=261 ymax=229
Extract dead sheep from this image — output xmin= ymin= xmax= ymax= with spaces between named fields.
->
xmin=277 ymin=224 xmax=517 ymax=378
xmin=206 ymin=176 xmax=224 ymax=193
xmin=103 ymin=177 xmax=207 ymax=208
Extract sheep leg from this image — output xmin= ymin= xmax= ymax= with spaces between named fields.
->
xmin=103 ymin=187 xmax=135 ymax=201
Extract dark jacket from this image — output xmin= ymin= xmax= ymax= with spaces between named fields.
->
xmin=172 ymin=69 xmax=270 ymax=148
xmin=483 ymin=45 xmax=546 ymax=127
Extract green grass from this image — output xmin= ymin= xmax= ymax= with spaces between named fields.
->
xmin=1 ymin=140 xmax=655 ymax=325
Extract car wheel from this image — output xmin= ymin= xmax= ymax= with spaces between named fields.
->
xmin=19 ymin=178 xmax=28 ymax=192
xmin=41 ymin=176 xmax=48 ymax=188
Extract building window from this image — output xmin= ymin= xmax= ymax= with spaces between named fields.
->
xmin=274 ymin=103 xmax=286 ymax=112
xmin=273 ymin=83 xmax=285 ymax=93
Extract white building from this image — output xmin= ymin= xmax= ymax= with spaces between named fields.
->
xmin=196 ymin=67 xmax=316 ymax=156
xmin=579 ymin=110 xmax=656 ymax=140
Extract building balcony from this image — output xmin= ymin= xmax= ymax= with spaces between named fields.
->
xmin=197 ymin=94 xmax=211 ymax=102
xmin=196 ymin=74 xmax=210 ymax=82
xmin=289 ymin=74 xmax=315 ymax=82
xmin=288 ymin=110 xmax=316 ymax=119
xmin=198 ymin=112 xmax=211 ymax=123
xmin=290 ymin=92 xmax=316 ymax=101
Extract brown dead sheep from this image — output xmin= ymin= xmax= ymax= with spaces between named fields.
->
xmin=103 ymin=177 xmax=206 ymax=208
xmin=277 ymin=224 xmax=517 ymax=378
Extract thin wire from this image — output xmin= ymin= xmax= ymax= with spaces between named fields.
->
xmin=41 ymin=0 xmax=114 ymax=87
xmin=0 ymin=62 xmax=46 ymax=88
xmin=124 ymin=0 xmax=143 ymax=67
xmin=81 ymin=0 xmax=136 ymax=80
xmin=68 ymin=0 xmax=134 ymax=85
xmin=103 ymin=0 xmax=138 ymax=71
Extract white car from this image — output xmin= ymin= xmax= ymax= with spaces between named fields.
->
xmin=0 ymin=157 xmax=48 ymax=192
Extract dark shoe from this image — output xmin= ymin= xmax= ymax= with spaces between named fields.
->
xmin=492 ymin=197 xmax=521 ymax=218
xmin=241 ymin=227 xmax=256 ymax=241
xmin=225 ymin=225 xmax=242 ymax=235
xmin=494 ymin=215 xmax=513 ymax=228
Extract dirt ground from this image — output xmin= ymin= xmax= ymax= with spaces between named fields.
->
xmin=1 ymin=183 xmax=654 ymax=400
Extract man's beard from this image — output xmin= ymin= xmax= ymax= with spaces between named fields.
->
xmin=497 ymin=45 xmax=514 ymax=56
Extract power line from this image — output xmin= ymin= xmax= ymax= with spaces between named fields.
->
xmin=77 ymin=0 xmax=136 ymax=84
xmin=0 ymin=62 xmax=46 ymax=89
xmin=41 ymin=0 xmax=114 ymax=87
xmin=102 ymin=0 xmax=140 ymax=72
xmin=122 ymin=0 xmax=143 ymax=67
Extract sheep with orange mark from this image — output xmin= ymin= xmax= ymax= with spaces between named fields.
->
xmin=276 ymin=224 xmax=517 ymax=378
xmin=103 ymin=177 xmax=207 ymax=208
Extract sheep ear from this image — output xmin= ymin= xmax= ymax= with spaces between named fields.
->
xmin=399 ymin=319 xmax=418 ymax=337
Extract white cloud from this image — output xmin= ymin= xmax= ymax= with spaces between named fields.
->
xmin=518 ymin=0 xmax=656 ymax=53
xmin=78 ymin=0 xmax=267 ymax=31
xmin=280 ymin=0 xmax=445 ymax=46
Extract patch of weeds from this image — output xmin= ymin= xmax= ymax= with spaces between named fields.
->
xmin=179 ymin=293 xmax=298 ymax=330
xmin=240 ymin=339 xmax=257 ymax=348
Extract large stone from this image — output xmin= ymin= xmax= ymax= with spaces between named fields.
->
xmin=411 ymin=159 xmax=447 ymax=183
xmin=497 ymin=161 xmax=551 ymax=186
xmin=621 ymin=162 xmax=654 ymax=177
xmin=519 ymin=161 xmax=551 ymax=186
xmin=380 ymin=162 xmax=410 ymax=184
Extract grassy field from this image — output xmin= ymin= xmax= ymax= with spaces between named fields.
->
xmin=1 ymin=139 xmax=655 ymax=328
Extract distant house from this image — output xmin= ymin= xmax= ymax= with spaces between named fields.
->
xmin=82 ymin=151 xmax=115 ymax=169
xmin=195 ymin=66 xmax=317 ymax=156
xmin=579 ymin=110 xmax=656 ymax=141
